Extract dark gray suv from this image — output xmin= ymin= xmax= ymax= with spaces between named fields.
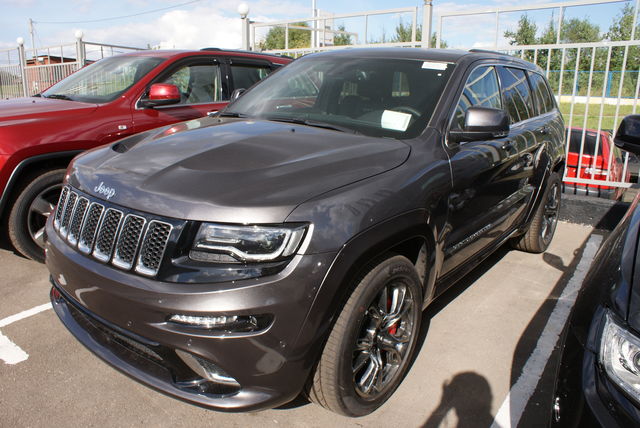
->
xmin=46 ymin=48 xmax=565 ymax=416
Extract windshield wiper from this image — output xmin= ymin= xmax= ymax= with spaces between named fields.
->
xmin=266 ymin=117 xmax=357 ymax=134
xmin=218 ymin=111 xmax=249 ymax=118
xmin=44 ymin=94 xmax=73 ymax=101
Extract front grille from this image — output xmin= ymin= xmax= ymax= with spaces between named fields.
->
xmin=136 ymin=221 xmax=172 ymax=276
xmin=54 ymin=185 xmax=175 ymax=277
xmin=93 ymin=209 xmax=123 ymax=261
xmin=68 ymin=197 xmax=89 ymax=245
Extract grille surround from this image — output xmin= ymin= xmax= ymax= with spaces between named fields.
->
xmin=53 ymin=185 xmax=177 ymax=277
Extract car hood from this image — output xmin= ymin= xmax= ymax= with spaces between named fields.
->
xmin=0 ymin=96 xmax=97 ymax=123
xmin=68 ymin=118 xmax=411 ymax=224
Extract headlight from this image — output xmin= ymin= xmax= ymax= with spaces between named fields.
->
xmin=600 ymin=311 xmax=640 ymax=401
xmin=191 ymin=223 xmax=308 ymax=263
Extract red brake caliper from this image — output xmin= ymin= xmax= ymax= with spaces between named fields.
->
xmin=387 ymin=297 xmax=398 ymax=335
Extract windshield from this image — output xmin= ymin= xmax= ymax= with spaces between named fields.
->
xmin=225 ymin=55 xmax=454 ymax=139
xmin=42 ymin=56 xmax=164 ymax=103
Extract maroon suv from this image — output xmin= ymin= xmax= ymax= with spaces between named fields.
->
xmin=0 ymin=48 xmax=290 ymax=261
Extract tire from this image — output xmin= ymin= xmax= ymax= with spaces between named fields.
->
xmin=512 ymin=171 xmax=561 ymax=253
xmin=7 ymin=169 xmax=65 ymax=262
xmin=307 ymin=255 xmax=423 ymax=416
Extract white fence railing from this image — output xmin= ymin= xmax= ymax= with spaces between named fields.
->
xmin=0 ymin=39 xmax=144 ymax=99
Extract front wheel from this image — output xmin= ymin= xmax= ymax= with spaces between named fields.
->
xmin=7 ymin=169 xmax=65 ymax=262
xmin=307 ymin=255 xmax=423 ymax=416
xmin=512 ymin=171 xmax=561 ymax=253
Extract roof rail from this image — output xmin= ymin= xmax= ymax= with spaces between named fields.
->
xmin=468 ymin=48 xmax=504 ymax=55
xmin=200 ymin=47 xmax=293 ymax=60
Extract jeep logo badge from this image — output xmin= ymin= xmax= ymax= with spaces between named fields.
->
xmin=94 ymin=182 xmax=116 ymax=200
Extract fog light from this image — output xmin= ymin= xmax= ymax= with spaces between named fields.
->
xmin=168 ymin=313 xmax=268 ymax=333
xmin=175 ymin=349 xmax=240 ymax=387
xmin=169 ymin=314 xmax=239 ymax=328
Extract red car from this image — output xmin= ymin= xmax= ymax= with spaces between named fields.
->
xmin=0 ymin=48 xmax=290 ymax=261
xmin=563 ymin=127 xmax=631 ymax=200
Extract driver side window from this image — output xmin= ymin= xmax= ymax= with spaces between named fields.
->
xmin=160 ymin=63 xmax=223 ymax=105
xmin=452 ymin=66 xmax=501 ymax=129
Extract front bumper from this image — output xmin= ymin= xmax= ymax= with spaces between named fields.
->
xmin=46 ymin=223 xmax=337 ymax=412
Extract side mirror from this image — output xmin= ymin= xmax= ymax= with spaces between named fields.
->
xmin=449 ymin=107 xmax=510 ymax=143
xmin=614 ymin=115 xmax=640 ymax=155
xmin=139 ymin=83 xmax=181 ymax=108
xmin=230 ymin=88 xmax=246 ymax=101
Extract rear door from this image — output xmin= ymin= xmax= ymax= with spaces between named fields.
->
xmin=131 ymin=56 xmax=229 ymax=133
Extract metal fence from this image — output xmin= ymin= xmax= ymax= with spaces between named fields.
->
xmin=0 ymin=39 xmax=144 ymax=99
xmin=250 ymin=7 xmax=424 ymax=57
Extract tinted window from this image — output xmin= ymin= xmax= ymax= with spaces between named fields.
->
xmin=452 ymin=66 xmax=501 ymax=129
xmin=568 ymin=129 xmax=604 ymax=157
xmin=230 ymin=64 xmax=271 ymax=90
xmin=529 ymin=72 xmax=555 ymax=114
xmin=161 ymin=63 xmax=224 ymax=104
xmin=498 ymin=67 xmax=535 ymax=123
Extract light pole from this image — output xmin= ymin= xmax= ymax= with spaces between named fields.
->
xmin=238 ymin=3 xmax=250 ymax=51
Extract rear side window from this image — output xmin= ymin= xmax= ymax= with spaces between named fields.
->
xmin=230 ymin=64 xmax=272 ymax=90
xmin=498 ymin=67 xmax=535 ymax=124
xmin=568 ymin=129 xmax=604 ymax=157
xmin=529 ymin=72 xmax=555 ymax=114
xmin=452 ymin=66 xmax=501 ymax=129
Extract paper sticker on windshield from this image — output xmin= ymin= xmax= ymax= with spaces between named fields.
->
xmin=381 ymin=110 xmax=412 ymax=131
xmin=421 ymin=61 xmax=448 ymax=70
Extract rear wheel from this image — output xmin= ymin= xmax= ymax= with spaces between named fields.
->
xmin=7 ymin=169 xmax=65 ymax=262
xmin=307 ymin=255 xmax=423 ymax=416
xmin=512 ymin=172 xmax=561 ymax=253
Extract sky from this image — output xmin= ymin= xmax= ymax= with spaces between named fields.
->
xmin=0 ymin=0 xmax=633 ymax=58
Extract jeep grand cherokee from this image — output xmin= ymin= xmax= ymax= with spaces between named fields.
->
xmin=46 ymin=48 xmax=564 ymax=416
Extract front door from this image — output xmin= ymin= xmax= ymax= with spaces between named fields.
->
xmin=132 ymin=57 xmax=229 ymax=133
xmin=441 ymin=64 xmax=535 ymax=276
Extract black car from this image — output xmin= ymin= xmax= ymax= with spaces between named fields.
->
xmin=551 ymin=115 xmax=640 ymax=427
xmin=45 ymin=48 xmax=565 ymax=416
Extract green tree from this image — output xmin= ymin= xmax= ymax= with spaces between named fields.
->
xmin=390 ymin=19 xmax=447 ymax=47
xmin=259 ymin=22 xmax=311 ymax=50
xmin=504 ymin=14 xmax=538 ymax=46
xmin=605 ymin=5 xmax=639 ymax=98
xmin=333 ymin=24 xmax=352 ymax=46
xmin=560 ymin=18 xmax=601 ymax=43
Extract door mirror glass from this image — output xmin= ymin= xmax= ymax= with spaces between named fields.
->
xmin=230 ymin=88 xmax=246 ymax=101
xmin=140 ymin=83 xmax=181 ymax=108
xmin=614 ymin=115 xmax=640 ymax=155
xmin=449 ymin=106 xmax=510 ymax=143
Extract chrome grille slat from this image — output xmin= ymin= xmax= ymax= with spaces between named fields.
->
xmin=59 ymin=192 xmax=78 ymax=238
xmin=53 ymin=186 xmax=69 ymax=230
xmin=92 ymin=209 xmax=123 ymax=262
xmin=78 ymin=202 xmax=105 ymax=254
xmin=112 ymin=214 xmax=146 ymax=270
xmin=55 ymin=186 xmax=174 ymax=277
xmin=67 ymin=197 xmax=89 ymax=246
xmin=135 ymin=221 xmax=172 ymax=276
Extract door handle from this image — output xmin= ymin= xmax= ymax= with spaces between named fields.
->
xmin=206 ymin=110 xmax=219 ymax=117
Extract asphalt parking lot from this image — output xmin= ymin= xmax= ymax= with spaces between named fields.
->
xmin=0 ymin=221 xmax=599 ymax=427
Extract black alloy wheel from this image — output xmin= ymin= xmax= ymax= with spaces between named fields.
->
xmin=307 ymin=255 xmax=423 ymax=416
xmin=7 ymin=169 xmax=65 ymax=262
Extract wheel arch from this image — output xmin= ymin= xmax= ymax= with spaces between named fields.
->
xmin=293 ymin=209 xmax=439 ymax=370
xmin=0 ymin=150 xmax=81 ymax=219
